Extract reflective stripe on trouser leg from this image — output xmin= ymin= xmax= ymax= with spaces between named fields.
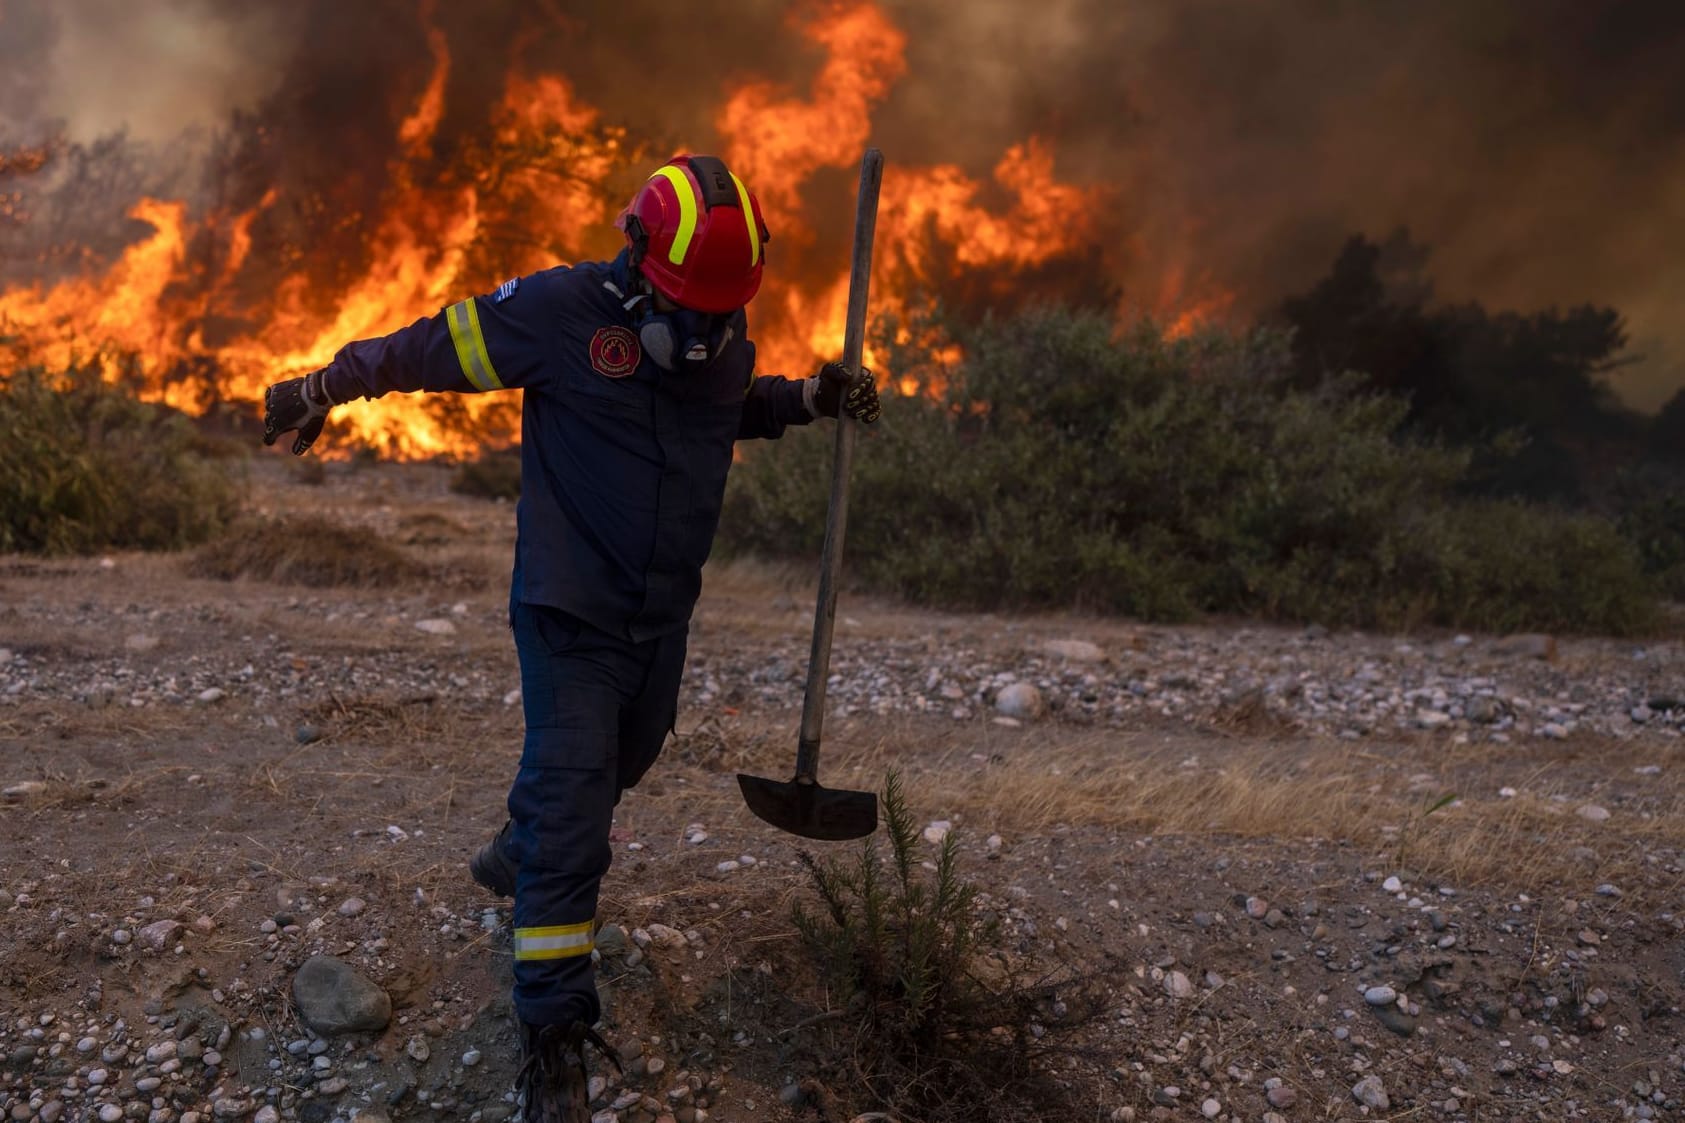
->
xmin=514 ymin=920 xmax=594 ymax=961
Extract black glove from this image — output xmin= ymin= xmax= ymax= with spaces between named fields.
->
xmin=263 ymin=369 xmax=336 ymax=455
xmin=805 ymin=361 xmax=881 ymax=423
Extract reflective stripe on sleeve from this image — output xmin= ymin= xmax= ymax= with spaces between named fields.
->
xmin=513 ymin=921 xmax=594 ymax=961
xmin=446 ymin=299 xmax=505 ymax=392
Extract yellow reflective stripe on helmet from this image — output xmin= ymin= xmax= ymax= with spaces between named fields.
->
xmin=728 ymin=172 xmax=760 ymax=267
xmin=652 ymin=166 xmax=699 ymax=266
xmin=446 ymin=299 xmax=504 ymax=392
xmin=513 ymin=921 xmax=594 ymax=961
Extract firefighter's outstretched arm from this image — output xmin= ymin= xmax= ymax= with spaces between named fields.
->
xmin=263 ymin=273 xmax=560 ymax=455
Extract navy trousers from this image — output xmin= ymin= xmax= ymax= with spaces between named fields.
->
xmin=505 ymin=600 xmax=687 ymax=1027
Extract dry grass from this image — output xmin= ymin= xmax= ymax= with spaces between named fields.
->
xmin=186 ymin=516 xmax=425 ymax=587
xmin=396 ymin=510 xmax=471 ymax=546
xmin=665 ymin=712 xmax=1685 ymax=907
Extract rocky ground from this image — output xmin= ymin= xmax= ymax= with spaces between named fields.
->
xmin=3 ymin=459 xmax=1685 ymax=1123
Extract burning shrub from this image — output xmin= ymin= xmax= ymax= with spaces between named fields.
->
xmin=721 ymin=305 xmax=1657 ymax=634
xmin=0 ymin=361 xmax=241 ymax=554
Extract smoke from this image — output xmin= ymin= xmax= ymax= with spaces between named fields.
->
xmin=2 ymin=0 xmax=1680 ymax=406
xmin=2 ymin=0 xmax=299 ymax=144
xmin=884 ymin=0 xmax=1685 ymax=408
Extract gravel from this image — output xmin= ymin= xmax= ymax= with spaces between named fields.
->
xmin=4 ymin=587 xmax=1682 ymax=749
xmin=2 ymin=476 xmax=1682 ymax=1123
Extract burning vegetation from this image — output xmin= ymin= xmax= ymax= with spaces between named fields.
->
xmin=0 ymin=1 xmax=1183 ymax=459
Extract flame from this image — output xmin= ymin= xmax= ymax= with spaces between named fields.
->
xmin=1154 ymin=259 xmax=1235 ymax=340
xmin=718 ymin=3 xmax=906 ymax=228
xmin=398 ymin=28 xmax=451 ymax=155
xmin=0 ymin=198 xmax=196 ymax=406
xmin=716 ymin=7 xmax=1112 ymax=386
xmin=1 ymin=40 xmax=626 ymax=458
xmin=0 ymin=1 xmax=1228 ymax=455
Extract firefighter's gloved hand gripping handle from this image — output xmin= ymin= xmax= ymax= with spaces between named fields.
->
xmin=737 ymin=149 xmax=883 ymax=842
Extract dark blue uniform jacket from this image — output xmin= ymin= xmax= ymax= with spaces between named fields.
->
xmin=320 ymin=250 xmax=813 ymax=642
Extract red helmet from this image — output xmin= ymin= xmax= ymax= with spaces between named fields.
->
xmin=616 ymin=154 xmax=771 ymax=314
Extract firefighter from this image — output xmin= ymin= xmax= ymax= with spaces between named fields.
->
xmin=261 ymin=153 xmax=880 ymax=1123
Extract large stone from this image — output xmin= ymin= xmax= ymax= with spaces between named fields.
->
xmin=994 ymin=683 xmax=1045 ymax=720
xmin=1351 ymin=1075 xmax=1390 ymax=1110
xmin=139 ymin=919 xmax=184 ymax=951
xmin=594 ymin=924 xmax=629 ymax=958
xmin=1363 ymin=985 xmax=1397 ymax=1006
xmin=292 ymin=956 xmax=392 ymax=1035
xmin=1466 ymin=696 xmax=1504 ymax=724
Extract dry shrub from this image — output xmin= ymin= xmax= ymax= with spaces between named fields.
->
xmin=1209 ymin=686 xmax=1302 ymax=738
xmin=299 ymin=693 xmax=444 ymax=741
xmin=0 ymin=362 xmax=241 ymax=553
xmin=397 ymin=511 xmax=468 ymax=545
xmin=187 ymin=516 xmax=424 ymax=586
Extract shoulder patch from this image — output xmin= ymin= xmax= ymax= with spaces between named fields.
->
xmin=492 ymin=277 xmax=519 ymax=303
xmin=590 ymin=326 xmax=641 ymax=378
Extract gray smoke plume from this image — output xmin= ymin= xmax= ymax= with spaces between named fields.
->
xmin=2 ymin=0 xmax=298 ymax=143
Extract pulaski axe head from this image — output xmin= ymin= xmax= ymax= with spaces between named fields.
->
xmin=736 ymin=773 xmax=878 ymax=841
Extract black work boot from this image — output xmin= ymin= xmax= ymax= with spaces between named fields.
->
xmin=515 ymin=1021 xmax=619 ymax=1123
xmin=469 ymin=819 xmax=518 ymax=898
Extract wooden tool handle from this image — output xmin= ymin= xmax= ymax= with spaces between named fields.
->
xmin=795 ymin=147 xmax=884 ymax=782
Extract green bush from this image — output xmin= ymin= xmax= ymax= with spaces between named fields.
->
xmin=0 ymin=362 xmax=242 ymax=554
xmin=1615 ymin=470 xmax=1685 ymax=601
xmin=721 ymin=306 xmax=1657 ymax=634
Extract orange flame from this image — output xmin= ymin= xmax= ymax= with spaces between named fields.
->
xmin=0 ymin=1 xmax=1230 ymax=455
xmin=718 ymin=3 xmax=906 ymax=228
xmin=0 ymin=198 xmax=195 ymax=404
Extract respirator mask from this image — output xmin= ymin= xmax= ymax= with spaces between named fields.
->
xmin=635 ymin=301 xmax=738 ymax=374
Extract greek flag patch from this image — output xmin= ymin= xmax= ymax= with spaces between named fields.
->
xmin=493 ymin=277 xmax=519 ymax=303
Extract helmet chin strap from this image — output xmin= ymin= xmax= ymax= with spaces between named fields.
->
xmin=610 ymin=261 xmax=735 ymax=373
xmin=603 ymin=268 xmax=654 ymax=315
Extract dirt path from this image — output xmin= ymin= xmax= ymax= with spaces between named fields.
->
xmin=4 ymin=460 xmax=1684 ymax=1122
